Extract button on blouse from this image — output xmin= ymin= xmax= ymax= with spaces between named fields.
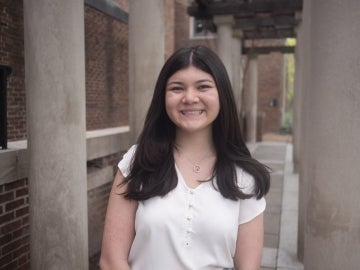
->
xmin=118 ymin=145 xmax=266 ymax=270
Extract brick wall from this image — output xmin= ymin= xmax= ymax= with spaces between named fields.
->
xmin=88 ymin=182 xmax=112 ymax=270
xmin=258 ymin=51 xmax=284 ymax=134
xmin=85 ymin=5 xmax=129 ymax=130
xmin=251 ymin=39 xmax=285 ymax=135
xmin=0 ymin=179 xmax=30 ymax=270
xmin=164 ymin=0 xmax=175 ymax=59
xmin=1 ymin=0 xmax=131 ymax=140
xmin=242 ymin=50 xmax=285 ymax=137
xmin=1 ymin=3 xmax=30 ymax=269
xmin=0 ymin=0 xmax=26 ymax=141
xmin=87 ymin=151 xmax=123 ymax=270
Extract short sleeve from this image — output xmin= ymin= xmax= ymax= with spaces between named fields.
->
xmin=237 ymin=168 xmax=266 ymax=224
xmin=118 ymin=145 xmax=137 ymax=177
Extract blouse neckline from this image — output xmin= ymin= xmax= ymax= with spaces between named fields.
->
xmin=174 ymin=164 xmax=208 ymax=192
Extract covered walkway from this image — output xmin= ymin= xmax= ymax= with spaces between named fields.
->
xmin=249 ymin=140 xmax=303 ymax=270
xmin=2 ymin=1 xmax=359 ymax=269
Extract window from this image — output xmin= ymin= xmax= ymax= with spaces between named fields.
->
xmin=189 ymin=17 xmax=217 ymax=40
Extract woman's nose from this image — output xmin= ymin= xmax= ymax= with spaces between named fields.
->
xmin=182 ymin=88 xmax=199 ymax=103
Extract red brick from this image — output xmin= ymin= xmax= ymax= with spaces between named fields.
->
xmin=5 ymin=198 xmax=24 ymax=212
xmin=0 ymin=0 xmax=26 ymax=140
xmin=17 ymin=261 xmax=30 ymax=270
xmin=4 ymin=179 xmax=26 ymax=192
xmin=12 ymin=243 xmax=29 ymax=258
xmin=1 ymin=219 xmax=22 ymax=234
xmin=0 ymin=260 xmax=17 ymax=270
xmin=0 ymin=192 xmax=14 ymax=204
xmin=0 ymin=233 xmax=12 ymax=246
xmin=15 ymin=188 xmax=28 ymax=198
xmin=21 ymin=216 xmax=29 ymax=226
xmin=12 ymin=225 xmax=29 ymax=239
xmin=15 ymin=206 xmax=28 ymax=218
xmin=0 ymin=253 xmax=13 ymax=268
xmin=2 ymin=235 xmax=29 ymax=255
xmin=0 ymin=212 xmax=14 ymax=224
xmin=17 ymin=254 xmax=28 ymax=266
xmin=85 ymin=6 xmax=129 ymax=130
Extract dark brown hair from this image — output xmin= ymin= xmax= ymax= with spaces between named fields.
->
xmin=123 ymin=46 xmax=270 ymax=201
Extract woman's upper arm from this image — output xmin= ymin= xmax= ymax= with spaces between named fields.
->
xmin=99 ymin=170 xmax=138 ymax=270
xmin=234 ymin=212 xmax=264 ymax=270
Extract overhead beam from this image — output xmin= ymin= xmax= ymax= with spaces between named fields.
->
xmin=195 ymin=0 xmax=211 ymax=8
xmin=235 ymin=15 xmax=299 ymax=30
xmin=188 ymin=0 xmax=303 ymax=18
xmin=243 ymin=28 xmax=296 ymax=39
xmin=188 ymin=0 xmax=303 ymax=40
xmin=242 ymin=45 xmax=295 ymax=55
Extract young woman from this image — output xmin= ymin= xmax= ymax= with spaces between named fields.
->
xmin=100 ymin=46 xmax=270 ymax=270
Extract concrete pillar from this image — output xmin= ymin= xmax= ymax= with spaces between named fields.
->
xmin=302 ymin=0 xmax=360 ymax=268
xmin=293 ymin=22 xmax=305 ymax=262
xmin=24 ymin=1 xmax=88 ymax=269
xmin=292 ymin=10 xmax=308 ymax=262
xmin=232 ymin=29 xmax=244 ymax=115
xmin=292 ymin=28 xmax=302 ymax=172
xmin=129 ymin=0 xmax=165 ymax=141
xmin=245 ymin=55 xmax=258 ymax=143
xmin=297 ymin=0 xmax=312 ymax=262
xmin=214 ymin=15 xmax=234 ymax=82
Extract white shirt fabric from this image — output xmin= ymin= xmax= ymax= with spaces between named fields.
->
xmin=118 ymin=145 xmax=266 ymax=270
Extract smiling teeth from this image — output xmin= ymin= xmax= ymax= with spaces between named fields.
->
xmin=182 ymin=110 xmax=203 ymax=115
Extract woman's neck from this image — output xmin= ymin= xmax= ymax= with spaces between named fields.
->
xmin=174 ymin=129 xmax=216 ymax=158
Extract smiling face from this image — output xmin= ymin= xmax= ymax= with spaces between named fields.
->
xmin=165 ymin=66 xmax=220 ymax=135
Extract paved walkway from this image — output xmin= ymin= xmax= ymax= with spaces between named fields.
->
xmin=250 ymin=141 xmax=304 ymax=270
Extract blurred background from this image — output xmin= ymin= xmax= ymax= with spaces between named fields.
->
xmin=1 ymin=0 xmax=359 ymax=269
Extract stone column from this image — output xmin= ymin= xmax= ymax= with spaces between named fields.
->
xmin=302 ymin=0 xmax=360 ymax=268
xmin=129 ymin=0 xmax=165 ymax=141
xmin=24 ymin=0 xmax=88 ymax=269
xmin=292 ymin=11 xmax=308 ymax=262
xmin=292 ymin=30 xmax=302 ymax=172
xmin=214 ymin=15 xmax=234 ymax=83
xmin=244 ymin=55 xmax=258 ymax=143
xmin=232 ymin=29 xmax=244 ymax=115
xmin=293 ymin=25 xmax=304 ymax=260
xmin=292 ymin=11 xmax=304 ymax=176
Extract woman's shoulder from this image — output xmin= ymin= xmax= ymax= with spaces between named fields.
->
xmin=118 ymin=144 xmax=137 ymax=177
xmin=122 ymin=144 xmax=137 ymax=162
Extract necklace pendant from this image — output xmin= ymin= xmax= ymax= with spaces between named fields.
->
xmin=193 ymin=163 xmax=201 ymax=174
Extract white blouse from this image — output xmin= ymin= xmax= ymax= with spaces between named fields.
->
xmin=118 ymin=145 xmax=266 ymax=270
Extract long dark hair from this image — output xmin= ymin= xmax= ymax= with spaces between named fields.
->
xmin=123 ymin=46 xmax=270 ymax=200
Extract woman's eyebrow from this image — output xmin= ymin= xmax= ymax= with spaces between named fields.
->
xmin=166 ymin=79 xmax=214 ymax=86
xmin=166 ymin=81 xmax=184 ymax=86
xmin=196 ymin=79 xmax=214 ymax=84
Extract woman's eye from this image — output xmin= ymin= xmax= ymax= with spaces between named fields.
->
xmin=168 ymin=87 xmax=183 ymax=92
xmin=198 ymin=85 xmax=211 ymax=91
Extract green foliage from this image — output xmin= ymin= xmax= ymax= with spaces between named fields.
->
xmin=285 ymin=38 xmax=297 ymax=47
xmin=280 ymin=38 xmax=296 ymax=134
xmin=280 ymin=108 xmax=293 ymax=134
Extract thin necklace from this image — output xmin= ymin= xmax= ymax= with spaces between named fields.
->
xmin=176 ymin=149 xmax=215 ymax=174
